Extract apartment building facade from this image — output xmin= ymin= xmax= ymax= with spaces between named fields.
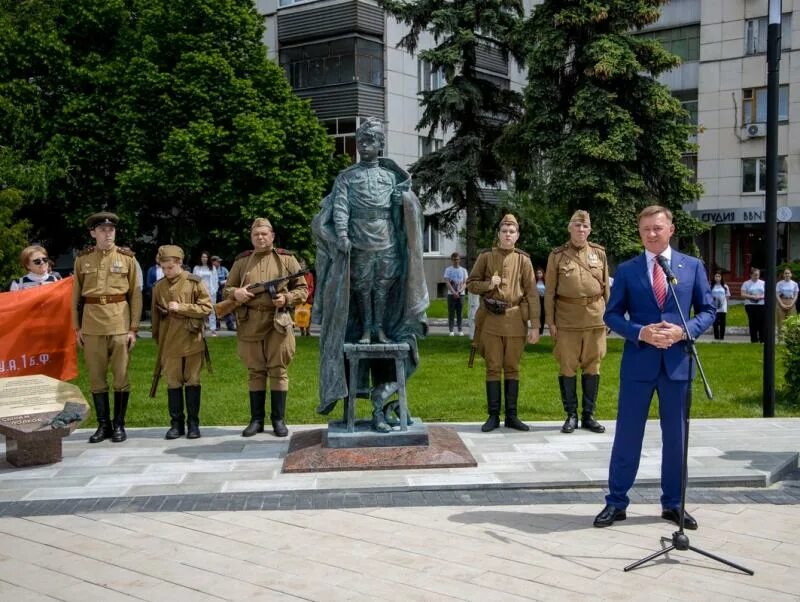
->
xmin=644 ymin=0 xmax=800 ymax=289
xmin=255 ymin=0 xmax=529 ymax=298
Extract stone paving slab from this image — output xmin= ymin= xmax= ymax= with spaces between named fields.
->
xmin=0 ymin=419 xmax=798 ymax=507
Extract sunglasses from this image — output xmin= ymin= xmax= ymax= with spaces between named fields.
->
xmin=31 ymin=258 xmax=49 ymax=266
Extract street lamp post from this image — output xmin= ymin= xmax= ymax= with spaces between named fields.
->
xmin=763 ymin=0 xmax=782 ymax=417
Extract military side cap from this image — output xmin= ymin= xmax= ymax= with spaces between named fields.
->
xmin=500 ymin=213 xmax=519 ymax=227
xmin=85 ymin=211 xmax=119 ymax=229
xmin=570 ymin=210 xmax=591 ymax=225
xmin=157 ymin=245 xmax=184 ymax=262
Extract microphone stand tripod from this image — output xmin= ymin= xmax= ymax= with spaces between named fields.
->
xmin=624 ymin=264 xmax=754 ymax=575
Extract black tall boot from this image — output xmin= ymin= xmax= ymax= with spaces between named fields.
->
xmin=185 ymin=385 xmax=202 ymax=439
xmin=111 ymin=391 xmax=129 ymax=442
xmin=242 ymin=390 xmax=266 ymax=437
xmin=581 ymin=374 xmax=605 ymax=433
xmin=559 ymin=375 xmax=579 ymax=433
xmin=481 ymin=381 xmax=502 ymax=432
xmin=503 ymin=379 xmax=529 ymax=431
xmin=88 ymin=392 xmax=112 ymax=443
xmin=165 ymin=388 xmax=185 ymax=440
xmin=270 ymin=390 xmax=289 ymax=437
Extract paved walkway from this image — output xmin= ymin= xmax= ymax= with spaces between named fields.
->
xmin=1 ymin=419 xmax=798 ymax=600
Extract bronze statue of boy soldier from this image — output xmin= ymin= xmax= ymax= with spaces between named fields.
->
xmin=544 ymin=210 xmax=610 ymax=434
xmin=72 ymin=211 xmax=142 ymax=443
xmin=150 ymin=245 xmax=213 ymax=439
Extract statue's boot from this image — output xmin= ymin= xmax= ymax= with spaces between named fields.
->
xmin=581 ymin=374 xmax=605 ymax=433
xmin=270 ymin=390 xmax=289 ymax=437
xmin=242 ymin=390 xmax=266 ymax=437
xmin=89 ymin=392 xmax=113 ymax=443
xmin=503 ymin=379 xmax=529 ymax=431
xmin=481 ymin=381 xmax=501 ymax=432
xmin=165 ymin=387 xmax=185 ymax=439
xmin=185 ymin=385 xmax=202 ymax=439
xmin=559 ymin=375 xmax=579 ymax=433
xmin=371 ymin=397 xmax=391 ymax=433
xmin=356 ymin=289 xmax=373 ymax=344
xmin=111 ymin=391 xmax=129 ymax=442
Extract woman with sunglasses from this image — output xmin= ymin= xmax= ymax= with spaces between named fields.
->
xmin=9 ymin=245 xmax=61 ymax=290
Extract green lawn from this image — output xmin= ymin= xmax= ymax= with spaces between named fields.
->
xmin=75 ymin=335 xmax=797 ymax=428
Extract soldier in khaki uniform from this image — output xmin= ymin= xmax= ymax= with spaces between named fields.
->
xmin=467 ymin=214 xmax=540 ymax=432
xmin=72 ymin=212 xmax=143 ymax=443
xmin=545 ymin=210 xmax=610 ymax=434
xmin=225 ymin=218 xmax=308 ymax=437
xmin=151 ymin=245 xmax=213 ymax=439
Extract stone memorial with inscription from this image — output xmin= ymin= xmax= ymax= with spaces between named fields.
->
xmin=0 ymin=375 xmax=89 ymax=467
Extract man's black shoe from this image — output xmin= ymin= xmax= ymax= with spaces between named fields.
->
xmin=661 ymin=508 xmax=698 ymax=530
xmin=593 ymin=504 xmax=626 ymax=528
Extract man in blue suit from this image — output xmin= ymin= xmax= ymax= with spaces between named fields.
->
xmin=594 ymin=205 xmax=715 ymax=530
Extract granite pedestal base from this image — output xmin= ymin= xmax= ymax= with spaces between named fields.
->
xmin=282 ymin=425 xmax=477 ymax=473
xmin=325 ymin=418 xmax=429 ymax=448
xmin=4 ymin=433 xmax=65 ymax=467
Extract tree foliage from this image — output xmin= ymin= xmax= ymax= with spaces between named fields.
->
xmin=379 ymin=0 xmax=524 ymax=265
xmin=505 ymin=0 xmax=705 ymax=259
xmin=0 ymin=0 xmax=339 ymax=266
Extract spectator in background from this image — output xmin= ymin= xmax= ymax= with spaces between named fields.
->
xmin=192 ymin=251 xmax=219 ymax=335
xmin=776 ymin=268 xmax=799 ymax=330
xmin=444 ymin=252 xmax=468 ymax=336
xmin=211 ymin=255 xmax=235 ymax=331
xmin=535 ymin=267 xmax=546 ymax=335
xmin=144 ymin=255 xmax=164 ymax=321
xmin=710 ymin=271 xmax=731 ymax=340
xmin=741 ymin=267 xmax=766 ymax=343
xmin=10 ymin=245 xmax=60 ymax=290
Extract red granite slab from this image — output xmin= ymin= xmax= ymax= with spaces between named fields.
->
xmin=282 ymin=425 xmax=477 ymax=473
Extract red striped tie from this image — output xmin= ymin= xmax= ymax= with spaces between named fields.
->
xmin=653 ymin=256 xmax=667 ymax=309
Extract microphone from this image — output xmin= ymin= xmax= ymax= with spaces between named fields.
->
xmin=656 ymin=255 xmax=678 ymax=285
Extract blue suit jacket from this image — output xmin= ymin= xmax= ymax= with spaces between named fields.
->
xmin=604 ymin=249 xmax=715 ymax=381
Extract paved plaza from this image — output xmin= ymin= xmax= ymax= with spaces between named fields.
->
xmin=0 ymin=418 xmax=798 ymax=600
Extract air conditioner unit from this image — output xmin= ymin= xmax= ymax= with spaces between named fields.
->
xmin=742 ymin=123 xmax=767 ymax=139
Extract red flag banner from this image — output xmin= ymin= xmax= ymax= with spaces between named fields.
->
xmin=0 ymin=276 xmax=78 ymax=381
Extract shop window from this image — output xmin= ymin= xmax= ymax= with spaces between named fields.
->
xmin=742 ymin=86 xmax=789 ymax=125
xmin=742 ymin=156 xmax=788 ymax=193
xmin=745 ymin=14 xmax=792 ymax=55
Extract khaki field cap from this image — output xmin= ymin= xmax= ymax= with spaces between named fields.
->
xmin=570 ymin=210 xmax=591 ymax=225
xmin=500 ymin=213 xmax=519 ymax=228
xmin=157 ymin=245 xmax=185 ymax=262
xmin=85 ymin=211 xmax=119 ymax=229
xmin=251 ymin=217 xmax=273 ymax=231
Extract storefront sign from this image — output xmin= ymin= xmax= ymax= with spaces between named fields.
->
xmin=692 ymin=206 xmax=799 ymax=224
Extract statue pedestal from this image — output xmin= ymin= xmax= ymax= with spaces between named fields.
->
xmin=326 ymin=342 xmax=428 ymax=449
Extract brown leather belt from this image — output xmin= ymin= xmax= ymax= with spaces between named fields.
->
xmin=556 ymin=294 xmax=603 ymax=306
xmin=82 ymin=294 xmax=127 ymax=305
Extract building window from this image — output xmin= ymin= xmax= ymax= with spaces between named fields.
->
xmin=418 ymin=60 xmax=445 ymax=92
xmin=742 ymin=86 xmax=789 ymax=125
xmin=742 ymin=156 xmax=788 ymax=193
xmin=423 ymin=217 xmax=441 ymax=254
xmin=682 ymin=154 xmax=698 ymax=183
xmin=280 ymin=37 xmax=383 ymax=90
xmin=673 ymin=90 xmax=698 ymax=125
xmin=321 ymin=117 xmax=358 ymax=162
xmin=745 ymin=14 xmax=792 ymax=55
xmin=419 ymin=136 xmax=443 ymax=157
xmin=640 ymin=24 xmax=700 ymax=62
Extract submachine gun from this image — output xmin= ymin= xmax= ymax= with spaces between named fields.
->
xmin=215 ymin=269 xmax=309 ymax=319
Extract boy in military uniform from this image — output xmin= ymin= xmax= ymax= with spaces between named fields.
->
xmin=545 ymin=210 xmax=610 ymax=434
xmin=151 ymin=245 xmax=213 ymax=439
xmin=72 ymin=212 xmax=143 ymax=443
xmin=225 ymin=218 xmax=308 ymax=437
xmin=467 ymin=214 xmax=540 ymax=432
